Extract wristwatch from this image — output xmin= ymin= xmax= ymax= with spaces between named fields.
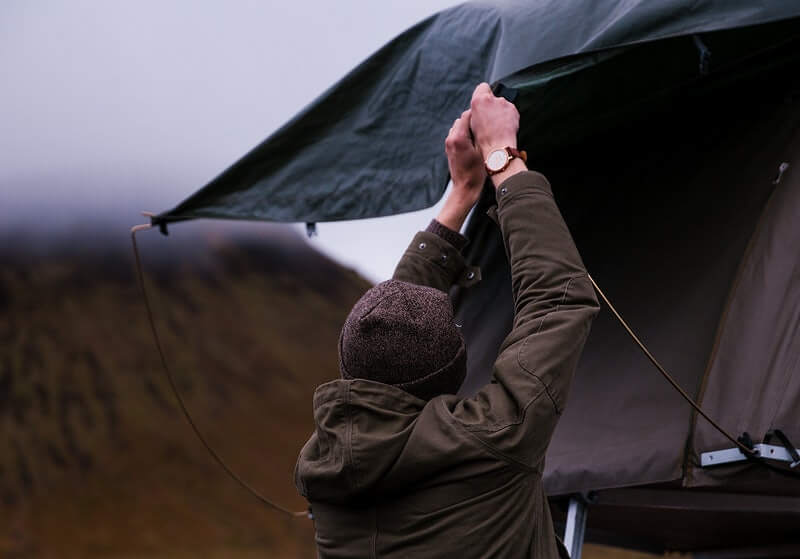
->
xmin=485 ymin=147 xmax=527 ymax=176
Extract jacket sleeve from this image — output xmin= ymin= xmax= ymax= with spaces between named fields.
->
xmin=392 ymin=226 xmax=480 ymax=293
xmin=447 ymin=171 xmax=599 ymax=467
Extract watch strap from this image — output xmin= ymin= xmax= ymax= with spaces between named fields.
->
xmin=506 ymin=147 xmax=527 ymax=163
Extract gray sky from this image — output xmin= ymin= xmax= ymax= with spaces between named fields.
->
xmin=1 ymin=0 xmax=462 ymax=281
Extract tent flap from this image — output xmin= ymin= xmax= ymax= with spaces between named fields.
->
xmin=687 ymin=110 xmax=800 ymax=494
xmin=155 ymin=1 xmax=800 ymax=225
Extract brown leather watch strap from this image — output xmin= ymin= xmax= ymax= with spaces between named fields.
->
xmin=507 ymin=147 xmax=527 ymax=163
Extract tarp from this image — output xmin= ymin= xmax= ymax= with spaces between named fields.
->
xmin=155 ymin=0 xmax=800 ymax=226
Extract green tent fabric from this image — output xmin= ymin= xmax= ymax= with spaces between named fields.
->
xmin=154 ymin=0 xmax=800 ymax=226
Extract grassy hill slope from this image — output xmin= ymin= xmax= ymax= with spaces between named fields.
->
xmin=0 ymin=226 xmax=370 ymax=558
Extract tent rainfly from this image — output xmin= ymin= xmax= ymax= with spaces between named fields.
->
xmin=154 ymin=1 xmax=800 ymax=555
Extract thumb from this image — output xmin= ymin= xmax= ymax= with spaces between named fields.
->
xmin=471 ymin=82 xmax=492 ymax=102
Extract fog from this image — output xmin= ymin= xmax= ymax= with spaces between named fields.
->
xmin=0 ymin=0 xmax=461 ymax=281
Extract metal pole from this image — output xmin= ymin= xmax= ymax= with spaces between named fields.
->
xmin=563 ymin=496 xmax=588 ymax=559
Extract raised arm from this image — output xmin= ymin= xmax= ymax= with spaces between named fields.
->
xmin=392 ymin=110 xmax=485 ymax=292
xmin=448 ymin=84 xmax=600 ymax=466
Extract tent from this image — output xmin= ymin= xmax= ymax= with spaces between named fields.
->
xmin=153 ymin=2 xmax=800 ymax=555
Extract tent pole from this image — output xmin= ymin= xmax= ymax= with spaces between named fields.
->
xmin=563 ymin=496 xmax=588 ymax=558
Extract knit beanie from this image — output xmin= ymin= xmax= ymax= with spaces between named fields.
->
xmin=338 ymin=279 xmax=467 ymax=401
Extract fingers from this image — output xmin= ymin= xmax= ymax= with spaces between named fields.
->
xmin=471 ymin=82 xmax=492 ymax=102
xmin=445 ymin=110 xmax=473 ymax=152
xmin=470 ymin=82 xmax=513 ymax=112
xmin=468 ymin=82 xmax=519 ymax=154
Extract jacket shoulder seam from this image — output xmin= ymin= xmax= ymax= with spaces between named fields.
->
xmin=462 ymin=276 xmax=576 ymax=434
xmin=463 ymin=382 xmax=548 ymax=434
xmin=518 ymin=274 xmax=586 ymax=414
xmin=456 ymin=274 xmax=588 ymax=463
xmin=445 ymin=400 xmax=538 ymax=473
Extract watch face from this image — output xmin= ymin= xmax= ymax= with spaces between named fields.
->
xmin=486 ymin=149 xmax=508 ymax=172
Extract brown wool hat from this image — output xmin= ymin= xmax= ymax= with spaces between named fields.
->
xmin=338 ymin=279 xmax=466 ymax=401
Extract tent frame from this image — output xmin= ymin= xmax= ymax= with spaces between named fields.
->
xmin=701 ymin=444 xmax=800 ymax=468
xmin=563 ymin=496 xmax=588 ymax=558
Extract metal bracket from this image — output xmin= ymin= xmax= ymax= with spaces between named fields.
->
xmin=563 ymin=496 xmax=588 ymax=558
xmin=701 ymin=444 xmax=800 ymax=468
xmin=772 ymin=161 xmax=790 ymax=184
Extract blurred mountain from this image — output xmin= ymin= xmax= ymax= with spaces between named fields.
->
xmin=0 ymin=224 xmax=371 ymax=558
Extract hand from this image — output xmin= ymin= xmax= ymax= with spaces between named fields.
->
xmin=437 ymin=110 xmax=486 ymax=232
xmin=445 ymin=109 xmax=486 ymax=207
xmin=469 ymin=82 xmax=520 ymax=159
xmin=468 ymin=82 xmax=525 ymax=187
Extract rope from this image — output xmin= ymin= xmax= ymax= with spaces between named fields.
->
xmin=592 ymin=273 xmax=800 ymax=475
xmin=587 ymin=274 xmax=758 ymax=457
xmin=131 ymin=223 xmax=309 ymax=519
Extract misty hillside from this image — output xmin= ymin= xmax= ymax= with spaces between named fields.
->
xmin=0 ymin=226 xmax=371 ymax=558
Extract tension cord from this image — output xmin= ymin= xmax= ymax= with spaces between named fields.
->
xmin=587 ymin=274 xmax=757 ymax=458
xmin=131 ymin=222 xmax=309 ymax=519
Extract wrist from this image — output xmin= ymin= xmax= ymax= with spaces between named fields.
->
xmin=448 ymin=183 xmax=481 ymax=207
xmin=436 ymin=195 xmax=472 ymax=232
xmin=490 ymin=158 xmax=527 ymax=188
xmin=479 ymin=139 xmax=517 ymax=159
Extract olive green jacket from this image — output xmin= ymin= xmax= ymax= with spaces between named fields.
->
xmin=295 ymin=171 xmax=599 ymax=558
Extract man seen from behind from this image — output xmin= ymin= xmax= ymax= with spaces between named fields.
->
xmin=296 ymin=83 xmax=600 ymax=558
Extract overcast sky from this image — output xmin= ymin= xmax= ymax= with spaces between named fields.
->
xmin=1 ymin=0 xmax=462 ymax=281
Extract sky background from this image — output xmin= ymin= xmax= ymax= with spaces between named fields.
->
xmin=1 ymin=0 xmax=463 ymax=281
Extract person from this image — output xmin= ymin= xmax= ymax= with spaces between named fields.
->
xmin=295 ymin=83 xmax=599 ymax=558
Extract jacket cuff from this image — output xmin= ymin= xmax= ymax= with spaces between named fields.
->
xmin=405 ymin=231 xmax=481 ymax=288
xmin=495 ymin=171 xmax=553 ymax=212
xmin=425 ymin=219 xmax=468 ymax=251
